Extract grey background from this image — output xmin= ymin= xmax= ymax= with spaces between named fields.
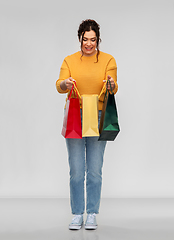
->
xmin=0 ymin=0 xmax=174 ymax=198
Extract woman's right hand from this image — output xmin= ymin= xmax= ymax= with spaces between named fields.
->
xmin=60 ymin=77 xmax=75 ymax=91
xmin=65 ymin=77 xmax=75 ymax=90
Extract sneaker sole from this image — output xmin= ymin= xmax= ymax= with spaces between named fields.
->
xmin=69 ymin=223 xmax=83 ymax=230
xmin=85 ymin=225 xmax=97 ymax=230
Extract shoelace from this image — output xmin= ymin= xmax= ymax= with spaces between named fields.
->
xmin=71 ymin=215 xmax=82 ymax=224
xmin=87 ymin=213 xmax=96 ymax=224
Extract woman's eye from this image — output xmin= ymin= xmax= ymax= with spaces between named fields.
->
xmin=83 ymin=38 xmax=96 ymax=42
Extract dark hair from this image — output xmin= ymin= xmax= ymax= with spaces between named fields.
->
xmin=78 ymin=19 xmax=101 ymax=62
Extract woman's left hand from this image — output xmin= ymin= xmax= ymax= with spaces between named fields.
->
xmin=103 ymin=75 xmax=115 ymax=91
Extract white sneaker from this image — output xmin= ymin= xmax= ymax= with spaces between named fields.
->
xmin=69 ymin=215 xmax=83 ymax=230
xmin=85 ymin=213 xmax=97 ymax=230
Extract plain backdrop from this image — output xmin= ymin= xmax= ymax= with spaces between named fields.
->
xmin=0 ymin=0 xmax=174 ymax=198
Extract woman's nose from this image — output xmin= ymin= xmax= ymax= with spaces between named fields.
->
xmin=86 ymin=40 xmax=91 ymax=45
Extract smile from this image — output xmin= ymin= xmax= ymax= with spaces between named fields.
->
xmin=85 ymin=47 xmax=93 ymax=51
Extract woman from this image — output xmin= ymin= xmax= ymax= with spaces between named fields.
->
xmin=56 ymin=19 xmax=118 ymax=230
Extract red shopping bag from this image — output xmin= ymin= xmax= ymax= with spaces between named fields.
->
xmin=61 ymin=83 xmax=82 ymax=139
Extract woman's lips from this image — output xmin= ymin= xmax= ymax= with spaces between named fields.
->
xmin=85 ymin=47 xmax=93 ymax=51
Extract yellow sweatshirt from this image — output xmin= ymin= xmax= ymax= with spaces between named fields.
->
xmin=56 ymin=51 xmax=118 ymax=110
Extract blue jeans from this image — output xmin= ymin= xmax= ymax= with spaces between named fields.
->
xmin=65 ymin=110 xmax=107 ymax=214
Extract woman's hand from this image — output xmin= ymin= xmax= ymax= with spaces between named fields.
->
xmin=60 ymin=77 xmax=75 ymax=91
xmin=103 ymin=75 xmax=115 ymax=91
xmin=65 ymin=77 xmax=76 ymax=90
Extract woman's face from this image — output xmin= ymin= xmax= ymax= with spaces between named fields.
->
xmin=81 ymin=30 xmax=97 ymax=57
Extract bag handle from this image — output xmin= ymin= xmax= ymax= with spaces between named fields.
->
xmin=98 ymin=79 xmax=113 ymax=99
xmin=72 ymin=81 xmax=81 ymax=99
xmin=68 ymin=81 xmax=81 ymax=100
xmin=68 ymin=83 xmax=74 ymax=100
xmin=69 ymin=80 xmax=112 ymax=100
xmin=106 ymin=79 xmax=113 ymax=94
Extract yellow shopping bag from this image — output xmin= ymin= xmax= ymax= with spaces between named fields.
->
xmin=82 ymin=95 xmax=99 ymax=137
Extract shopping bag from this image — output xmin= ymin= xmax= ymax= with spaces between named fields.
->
xmin=98 ymin=80 xmax=120 ymax=141
xmin=61 ymin=83 xmax=82 ymax=139
xmin=82 ymin=94 xmax=99 ymax=137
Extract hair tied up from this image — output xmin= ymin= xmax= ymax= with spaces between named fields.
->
xmin=78 ymin=19 xmax=101 ymax=62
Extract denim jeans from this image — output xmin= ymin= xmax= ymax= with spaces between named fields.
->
xmin=65 ymin=110 xmax=107 ymax=214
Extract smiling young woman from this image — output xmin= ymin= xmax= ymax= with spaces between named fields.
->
xmin=56 ymin=19 xmax=118 ymax=230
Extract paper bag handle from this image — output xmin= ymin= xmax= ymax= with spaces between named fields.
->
xmin=72 ymin=82 xmax=81 ymax=99
xmin=98 ymin=79 xmax=113 ymax=100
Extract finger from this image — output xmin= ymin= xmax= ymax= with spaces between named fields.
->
xmin=65 ymin=79 xmax=74 ymax=90
xmin=70 ymin=79 xmax=76 ymax=84
xmin=106 ymin=84 xmax=110 ymax=89
xmin=110 ymin=78 xmax=114 ymax=83
xmin=69 ymin=78 xmax=75 ymax=84
xmin=69 ymin=77 xmax=74 ymax=81
xmin=66 ymin=81 xmax=72 ymax=87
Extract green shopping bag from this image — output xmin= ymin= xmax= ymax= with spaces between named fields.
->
xmin=98 ymin=80 xmax=120 ymax=141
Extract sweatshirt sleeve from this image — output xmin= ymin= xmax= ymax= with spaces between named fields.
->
xmin=56 ymin=59 xmax=70 ymax=93
xmin=106 ymin=57 xmax=118 ymax=94
xmin=99 ymin=57 xmax=118 ymax=102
